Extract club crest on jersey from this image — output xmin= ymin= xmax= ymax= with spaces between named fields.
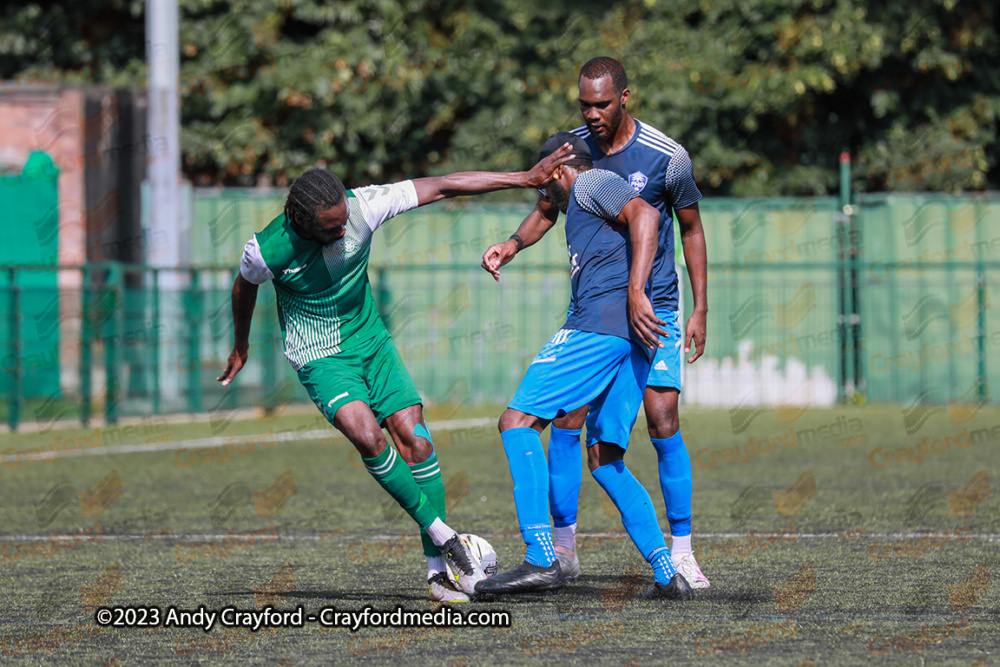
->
xmin=326 ymin=238 xmax=358 ymax=258
xmin=628 ymin=171 xmax=649 ymax=192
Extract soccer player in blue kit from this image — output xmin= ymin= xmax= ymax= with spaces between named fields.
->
xmin=475 ymin=133 xmax=693 ymax=600
xmin=482 ymin=57 xmax=710 ymax=589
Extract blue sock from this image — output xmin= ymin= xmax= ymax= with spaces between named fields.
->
xmin=651 ymin=432 xmax=693 ymax=537
xmin=548 ymin=427 xmax=583 ymax=527
xmin=591 ymin=460 xmax=676 ymax=584
xmin=501 ymin=427 xmax=555 ymax=567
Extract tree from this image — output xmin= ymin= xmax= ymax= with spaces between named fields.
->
xmin=3 ymin=0 xmax=995 ymax=194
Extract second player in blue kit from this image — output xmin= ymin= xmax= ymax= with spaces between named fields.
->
xmin=483 ymin=57 xmax=710 ymax=589
xmin=475 ymin=133 xmax=693 ymax=600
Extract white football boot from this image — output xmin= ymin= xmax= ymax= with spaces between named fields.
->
xmin=427 ymin=571 xmax=470 ymax=604
xmin=672 ymin=552 xmax=711 ymax=589
xmin=554 ymin=545 xmax=580 ymax=580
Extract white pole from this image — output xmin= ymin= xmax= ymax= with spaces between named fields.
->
xmin=146 ymin=0 xmax=181 ymax=275
xmin=146 ymin=0 xmax=183 ymax=402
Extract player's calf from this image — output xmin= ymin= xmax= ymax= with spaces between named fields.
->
xmin=548 ymin=425 xmax=583 ymax=580
xmin=590 ymin=447 xmax=693 ymax=601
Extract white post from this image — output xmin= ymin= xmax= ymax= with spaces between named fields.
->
xmin=147 ymin=0 xmax=181 ymax=269
xmin=146 ymin=0 xmax=184 ymax=401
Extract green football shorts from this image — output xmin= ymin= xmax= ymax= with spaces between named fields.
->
xmin=296 ymin=330 xmax=422 ymax=426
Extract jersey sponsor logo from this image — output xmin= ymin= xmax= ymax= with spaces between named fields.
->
xmin=282 ymin=264 xmax=307 ymax=275
xmin=628 ymin=171 xmax=649 ymax=192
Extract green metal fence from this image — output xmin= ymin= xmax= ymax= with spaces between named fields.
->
xmin=0 ymin=259 xmax=572 ymax=430
xmin=2 ymin=190 xmax=997 ymax=429
xmin=692 ymin=191 xmax=998 ymax=408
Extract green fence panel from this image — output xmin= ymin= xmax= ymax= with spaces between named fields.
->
xmin=183 ymin=189 xmax=997 ymax=414
xmin=856 ymin=193 xmax=999 ymax=407
xmin=694 ymin=197 xmax=844 ymax=407
xmin=190 ymin=187 xmax=286 ymax=265
xmin=0 ymin=152 xmax=60 ymax=402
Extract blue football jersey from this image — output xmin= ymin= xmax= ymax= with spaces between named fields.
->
xmin=563 ymin=169 xmax=651 ymax=352
xmin=571 ymin=120 xmax=702 ymax=311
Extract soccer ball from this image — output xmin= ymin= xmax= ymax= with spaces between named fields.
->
xmin=447 ymin=534 xmax=498 ymax=580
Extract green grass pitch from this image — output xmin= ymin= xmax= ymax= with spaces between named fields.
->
xmin=1 ymin=404 xmax=998 ymax=665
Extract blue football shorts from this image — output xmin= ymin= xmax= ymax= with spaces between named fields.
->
xmin=508 ymin=328 xmax=650 ymax=449
xmin=646 ymin=309 xmax=683 ymax=390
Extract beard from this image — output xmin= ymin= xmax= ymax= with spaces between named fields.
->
xmin=547 ymin=180 xmax=571 ymax=213
xmin=587 ymin=102 xmax=625 ymax=140
xmin=605 ymin=103 xmax=625 ymax=138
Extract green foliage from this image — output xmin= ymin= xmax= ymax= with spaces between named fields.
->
xmin=2 ymin=0 xmax=996 ymax=194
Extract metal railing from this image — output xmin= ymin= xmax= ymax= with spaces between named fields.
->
xmin=3 ymin=189 xmax=998 ymax=429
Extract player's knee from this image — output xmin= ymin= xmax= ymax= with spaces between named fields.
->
xmin=553 ymin=414 xmax=584 ymax=431
xmin=593 ymin=442 xmax=625 ymax=468
xmin=554 ymin=404 xmax=587 ymax=430
xmin=398 ymin=437 xmax=433 ymax=464
xmin=647 ymin=409 xmax=680 ymax=439
xmin=498 ymin=409 xmax=530 ymax=432
xmin=351 ymin=429 xmax=388 ymax=459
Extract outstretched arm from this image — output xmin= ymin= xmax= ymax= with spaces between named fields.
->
xmin=617 ymin=197 xmax=667 ymax=350
xmin=481 ymin=193 xmax=560 ymax=281
xmin=676 ymin=203 xmax=707 ymax=363
xmin=217 ymin=273 xmax=259 ymax=386
xmin=410 ymin=144 xmax=573 ymax=205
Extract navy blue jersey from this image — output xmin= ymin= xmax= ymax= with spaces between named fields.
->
xmin=563 ymin=169 xmax=650 ymax=351
xmin=571 ymin=120 xmax=702 ymax=311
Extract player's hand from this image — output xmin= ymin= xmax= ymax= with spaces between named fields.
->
xmin=524 ymin=143 xmax=575 ymax=188
xmin=685 ymin=309 xmax=706 ymax=363
xmin=628 ymin=292 xmax=667 ymax=350
xmin=481 ymin=240 xmax=519 ymax=282
xmin=217 ymin=347 xmax=248 ymax=385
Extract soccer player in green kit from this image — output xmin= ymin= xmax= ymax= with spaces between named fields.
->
xmin=216 ymin=145 xmax=574 ymax=603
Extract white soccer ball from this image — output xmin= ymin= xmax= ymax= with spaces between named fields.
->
xmin=447 ymin=533 xmax=498 ymax=580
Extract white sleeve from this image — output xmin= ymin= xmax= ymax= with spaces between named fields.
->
xmin=350 ymin=180 xmax=419 ymax=232
xmin=239 ymin=235 xmax=274 ymax=285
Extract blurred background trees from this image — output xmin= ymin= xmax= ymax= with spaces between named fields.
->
xmin=2 ymin=0 xmax=996 ymax=195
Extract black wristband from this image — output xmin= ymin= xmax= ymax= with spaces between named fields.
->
xmin=509 ymin=234 xmax=524 ymax=252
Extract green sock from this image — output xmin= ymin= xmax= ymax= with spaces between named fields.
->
xmin=411 ymin=451 xmax=446 ymax=558
xmin=362 ymin=446 xmax=440 ymax=530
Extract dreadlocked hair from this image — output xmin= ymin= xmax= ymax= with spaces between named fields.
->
xmin=283 ymin=168 xmax=347 ymax=236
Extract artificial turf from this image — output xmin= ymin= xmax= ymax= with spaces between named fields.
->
xmin=1 ymin=404 xmax=998 ymax=664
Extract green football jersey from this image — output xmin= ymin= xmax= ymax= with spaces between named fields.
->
xmin=240 ymin=181 xmax=418 ymax=370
